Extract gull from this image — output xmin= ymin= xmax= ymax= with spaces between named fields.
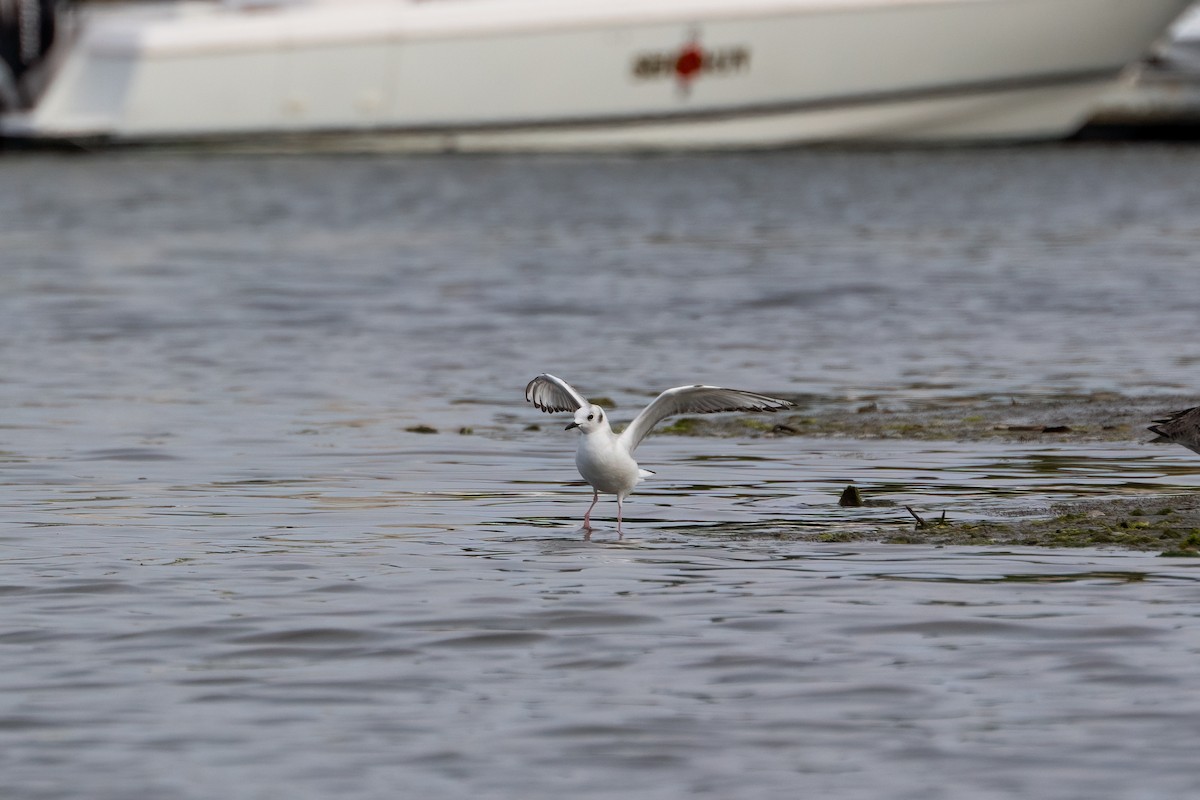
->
xmin=1149 ymin=405 xmax=1200 ymax=455
xmin=525 ymin=373 xmax=793 ymax=534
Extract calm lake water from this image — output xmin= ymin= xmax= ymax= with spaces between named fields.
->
xmin=3 ymin=146 xmax=1200 ymax=799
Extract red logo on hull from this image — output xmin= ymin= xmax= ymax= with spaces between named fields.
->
xmin=631 ymin=33 xmax=751 ymax=94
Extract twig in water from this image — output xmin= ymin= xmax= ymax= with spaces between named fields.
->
xmin=905 ymin=506 xmax=948 ymax=529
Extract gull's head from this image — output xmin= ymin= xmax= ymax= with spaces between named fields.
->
xmin=565 ymin=404 xmax=607 ymax=434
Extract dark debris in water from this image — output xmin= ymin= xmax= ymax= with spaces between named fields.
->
xmin=838 ymin=485 xmax=863 ymax=507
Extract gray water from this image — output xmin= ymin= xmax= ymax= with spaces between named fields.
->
xmin=3 ymin=146 xmax=1200 ymax=799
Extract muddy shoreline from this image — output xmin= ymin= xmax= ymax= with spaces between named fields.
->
xmin=659 ymin=391 xmax=1195 ymax=445
xmin=661 ymin=392 xmax=1200 ymax=554
xmin=809 ymin=493 xmax=1200 ymax=555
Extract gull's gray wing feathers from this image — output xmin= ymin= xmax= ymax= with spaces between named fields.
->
xmin=525 ymin=373 xmax=588 ymax=414
xmin=1149 ymin=405 xmax=1200 ymax=454
xmin=618 ymin=385 xmax=793 ymax=453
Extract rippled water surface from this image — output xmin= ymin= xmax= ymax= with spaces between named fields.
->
xmin=3 ymin=146 xmax=1200 ymax=799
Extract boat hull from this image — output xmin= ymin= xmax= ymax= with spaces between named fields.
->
xmin=2 ymin=0 xmax=1193 ymax=149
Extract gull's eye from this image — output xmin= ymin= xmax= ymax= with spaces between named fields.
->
xmin=587 ymin=414 xmax=594 ymax=421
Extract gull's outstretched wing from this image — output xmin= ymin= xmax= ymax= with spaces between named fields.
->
xmin=525 ymin=374 xmax=588 ymax=414
xmin=1149 ymin=405 xmax=1200 ymax=454
xmin=618 ymin=385 xmax=793 ymax=453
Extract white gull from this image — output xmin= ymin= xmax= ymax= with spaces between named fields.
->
xmin=525 ymin=373 xmax=793 ymax=534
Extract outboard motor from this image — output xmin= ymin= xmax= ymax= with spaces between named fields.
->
xmin=0 ymin=0 xmax=58 ymax=111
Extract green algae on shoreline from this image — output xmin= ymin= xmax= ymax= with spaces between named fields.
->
xmin=885 ymin=496 xmax=1200 ymax=554
xmin=791 ymin=494 xmax=1200 ymax=555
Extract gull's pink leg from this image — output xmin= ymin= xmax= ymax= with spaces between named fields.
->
xmin=582 ymin=489 xmax=599 ymax=529
xmin=616 ymin=496 xmax=624 ymax=538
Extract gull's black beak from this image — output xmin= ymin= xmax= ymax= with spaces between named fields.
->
xmin=565 ymin=421 xmax=579 ymax=430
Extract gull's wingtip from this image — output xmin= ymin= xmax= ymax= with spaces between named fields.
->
xmin=525 ymin=373 xmax=583 ymax=414
xmin=723 ymin=387 xmax=796 ymax=413
xmin=524 ymin=374 xmax=540 ymax=402
xmin=524 ymin=373 xmax=547 ymax=406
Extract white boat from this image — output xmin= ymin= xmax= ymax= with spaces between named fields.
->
xmin=0 ymin=0 xmax=1193 ymax=150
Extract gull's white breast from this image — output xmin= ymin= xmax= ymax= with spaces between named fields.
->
xmin=575 ymin=435 xmax=641 ymax=496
